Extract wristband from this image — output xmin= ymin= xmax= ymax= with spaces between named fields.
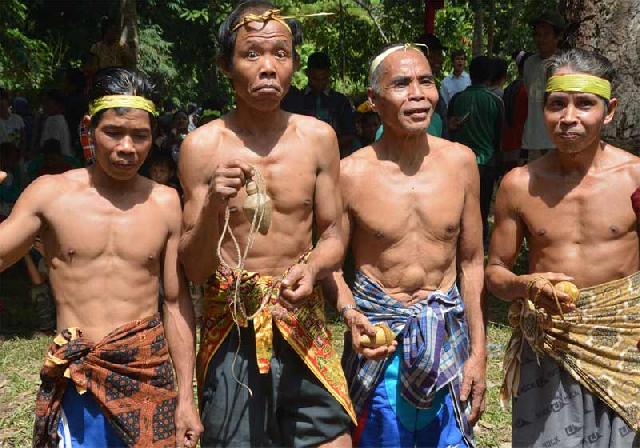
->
xmin=339 ymin=304 xmax=358 ymax=322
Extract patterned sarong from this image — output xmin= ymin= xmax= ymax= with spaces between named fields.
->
xmin=344 ymin=271 xmax=470 ymax=413
xmin=196 ymin=256 xmax=357 ymax=423
xmin=502 ymin=271 xmax=640 ymax=431
xmin=33 ymin=314 xmax=177 ymax=448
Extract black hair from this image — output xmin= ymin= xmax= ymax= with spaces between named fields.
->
xmin=148 ymin=150 xmax=176 ymax=171
xmin=469 ymin=56 xmax=494 ymax=85
xmin=88 ymin=67 xmax=157 ymax=128
xmin=489 ymin=57 xmax=508 ymax=84
xmin=307 ymin=51 xmax=331 ymax=70
xmin=450 ymin=49 xmax=466 ymax=61
xmin=217 ymin=0 xmax=303 ymax=70
xmin=65 ymin=68 xmax=86 ymax=92
xmin=43 ymin=89 xmax=65 ymax=107
xmin=42 ymin=139 xmax=62 ymax=156
xmin=100 ymin=17 xmax=117 ymax=38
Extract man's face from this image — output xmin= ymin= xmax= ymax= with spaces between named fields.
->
xmin=173 ymin=113 xmax=189 ymax=134
xmin=543 ymin=68 xmax=615 ymax=155
xmin=533 ymin=23 xmax=559 ymax=58
xmin=307 ymin=68 xmax=331 ymax=93
xmin=427 ymin=49 xmax=443 ymax=77
xmin=370 ymin=50 xmax=438 ymax=136
xmin=149 ymin=163 xmax=172 ymax=185
xmin=453 ymin=55 xmax=466 ymax=74
xmin=227 ymin=19 xmax=294 ymax=112
xmin=93 ymin=108 xmax=153 ymax=181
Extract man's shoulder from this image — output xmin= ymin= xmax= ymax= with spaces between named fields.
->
xmin=9 ymin=113 xmax=24 ymax=127
xmin=148 ymin=181 xmax=181 ymax=214
xmin=289 ymin=113 xmax=336 ymax=141
xmin=605 ymin=145 xmax=640 ymax=179
xmin=433 ymin=138 xmax=476 ymax=167
xmin=500 ymin=165 xmax=532 ymax=195
xmin=180 ymin=118 xmax=226 ymax=157
xmin=26 ymin=168 xmax=87 ymax=198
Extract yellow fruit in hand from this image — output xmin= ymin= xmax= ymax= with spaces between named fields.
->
xmin=554 ymin=281 xmax=580 ymax=303
xmin=359 ymin=324 xmax=395 ymax=348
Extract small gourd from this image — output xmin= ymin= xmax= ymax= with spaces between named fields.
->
xmin=360 ymin=324 xmax=395 ymax=348
xmin=243 ymin=179 xmax=272 ymax=235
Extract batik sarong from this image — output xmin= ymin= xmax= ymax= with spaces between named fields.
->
xmin=343 ymin=271 xmax=474 ymax=447
xmin=196 ymin=254 xmax=356 ymax=424
xmin=33 ymin=314 xmax=177 ymax=448
xmin=502 ymin=271 xmax=640 ymax=435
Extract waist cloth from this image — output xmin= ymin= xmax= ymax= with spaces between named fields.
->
xmin=33 ymin=314 xmax=177 ymax=448
xmin=195 ymin=252 xmax=357 ymax=423
xmin=343 ymin=271 xmax=474 ymax=445
xmin=502 ymin=271 xmax=640 ymax=432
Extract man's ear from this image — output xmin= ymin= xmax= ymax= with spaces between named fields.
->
xmin=217 ymin=56 xmax=232 ymax=78
xmin=367 ymin=87 xmax=377 ymax=111
xmin=604 ymin=97 xmax=617 ymax=124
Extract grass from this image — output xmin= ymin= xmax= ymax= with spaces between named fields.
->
xmin=0 ymin=263 xmax=518 ymax=447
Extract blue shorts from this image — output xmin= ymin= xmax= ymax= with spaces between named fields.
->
xmin=354 ymin=349 xmax=468 ymax=448
xmin=57 ymin=383 xmax=125 ymax=447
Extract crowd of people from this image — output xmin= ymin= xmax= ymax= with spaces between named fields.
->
xmin=0 ymin=1 xmax=639 ymax=447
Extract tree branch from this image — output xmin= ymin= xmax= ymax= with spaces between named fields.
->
xmin=350 ymin=0 xmax=389 ymax=43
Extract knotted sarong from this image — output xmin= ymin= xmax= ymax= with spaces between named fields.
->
xmin=344 ymin=271 xmax=473 ymax=446
xmin=502 ymin=271 xmax=640 ymax=431
xmin=196 ymin=255 xmax=356 ymax=423
xmin=33 ymin=314 xmax=177 ymax=448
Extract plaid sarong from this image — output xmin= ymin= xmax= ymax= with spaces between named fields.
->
xmin=33 ymin=314 xmax=177 ymax=448
xmin=344 ymin=271 xmax=469 ymax=413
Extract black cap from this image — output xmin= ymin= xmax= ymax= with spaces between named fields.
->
xmin=417 ymin=33 xmax=446 ymax=52
xmin=530 ymin=11 xmax=566 ymax=33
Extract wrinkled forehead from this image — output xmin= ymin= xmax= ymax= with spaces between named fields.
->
xmin=379 ymin=49 xmax=431 ymax=79
xmin=235 ymin=17 xmax=292 ymax=45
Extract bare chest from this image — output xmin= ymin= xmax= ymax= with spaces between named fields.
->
xmin=42 ymin=193 xmax=168 ymax=265
xmin=350 ymin=169 xmax=465 ymax=242
xmin=523 ymin=177 xmax=637 ymax=244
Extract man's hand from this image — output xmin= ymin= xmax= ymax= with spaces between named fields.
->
xmin=175 ymin=397 xmax=203 ymax=448
xmin=344 ymin=309 xmax=396 ymax=360
xmin=460 ymin=351 xmax=486 ymax=426
xmin=279 ymin=264 xmax=317 ymax=309
xmin=522 ymin=272 xmax=576 ymax=314
xmin=208 ymin=159 xmax=253 ymax=203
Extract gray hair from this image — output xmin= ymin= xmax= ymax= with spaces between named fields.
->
xmin=546 ymin=48 xmax=615 ymax=83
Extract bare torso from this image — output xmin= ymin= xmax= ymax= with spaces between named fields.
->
xmin=38 ymin=169 xmax=174 ymax=341
xmin=514 ymin=146 xmax=640 ymax=287
xmin=188 ymin=113 xmax=324 ymax=276
xmin=343 ymin=138 xmax=471 ymax=305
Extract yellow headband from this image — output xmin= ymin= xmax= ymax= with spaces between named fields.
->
xmin=545 ymin=74 xmax=611 ymax=100
xmin=231 ymin=9 xmax=333 ymax=34
xmin=88 ymin=95 xmax=158 ymax=117
xmin=369 ymin=43 xmax=428 ymax=78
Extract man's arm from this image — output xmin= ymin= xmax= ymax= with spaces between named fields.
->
xmin=178 ymin=129 xmax=252 ymax=284
xmin=159 ymin=187 xmax=202 ymax=447
xmin=455 ymin=146 xmax=487 ymax=425
xmin=485 ymin=170 xmax=573 ymax=309
xmin=282 ymin=123 xmax=344 ymax=303
xmin=0 ymin=175 xmax=49 ymax=271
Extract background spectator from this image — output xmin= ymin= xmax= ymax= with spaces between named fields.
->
xmin=281 ymin=51 xmax=357 ymax=158
xmin=501 ymin=50 xmax=530 ymax=173
xmin=90 ymin=16 xmax=135 ymax=69
xmin=39 ymin=89 xmax=72 ymax=157
xmin=0 ymin=88 xmax=26 ymax=154
xmin=440 ymin=49 xmax=471 ymax=109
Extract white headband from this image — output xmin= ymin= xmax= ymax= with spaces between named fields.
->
xmin=369 ymin=43 xmax=428 ymax=78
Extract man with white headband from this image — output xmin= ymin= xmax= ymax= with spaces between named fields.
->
xmin=0 ymin=67 xmax=202 ymax=447
xmin=324 ymin=43 xmax=486 ymax=447
xmin=488 ymin=48 xmax=640 ymax=446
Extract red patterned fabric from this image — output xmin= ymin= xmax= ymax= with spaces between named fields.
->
xmin=33 ymin=314 xmax=177 ymax=448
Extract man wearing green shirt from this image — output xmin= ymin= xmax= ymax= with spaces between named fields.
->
xmin=448 ymin=56 xmax=503 ymax=245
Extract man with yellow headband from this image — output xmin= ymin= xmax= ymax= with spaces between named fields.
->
xmin=487 ymin=48 xmax=640 ymax=446
xmin=324 ymin=42 xmax=486 ymax=447
xmin=0 ymin=67 xmax=202 ymax=447
xmin=178 ymin=1 xmax=354 ymax=446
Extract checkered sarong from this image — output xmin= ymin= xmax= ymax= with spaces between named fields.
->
xmin=345 ymin=271 xmax=469 ymax=412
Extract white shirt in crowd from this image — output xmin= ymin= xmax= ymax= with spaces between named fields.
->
xmin=522 ymin=53 xmax=555 ymax=150
xmin=40 ymin=114 xmax=72 ymax=156
xmin=440 ymin=71 xmax=471 ymax=108
xmin=0 ymin=113 xmax=25 ymax=146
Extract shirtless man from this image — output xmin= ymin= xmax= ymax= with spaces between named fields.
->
xmin=324 ymin=44 xmax=486 ymax=447
xmin=178 ymin=2 xmax=354 ymax=446
xmin=487 ymin=49 xmax=639 ymax=447
xmin=0 ymin=68 xmax=202 ymax=448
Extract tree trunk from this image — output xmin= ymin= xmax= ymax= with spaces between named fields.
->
xmin=471 ymin=0 xmax=484 ymax=57
xmin=486 ymin=0 xmax=495 ymax=56
xmin=120 ymin=0 xmax=138 ymax=69
xmin=563 ymin=0 xmax=640 ymax=151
